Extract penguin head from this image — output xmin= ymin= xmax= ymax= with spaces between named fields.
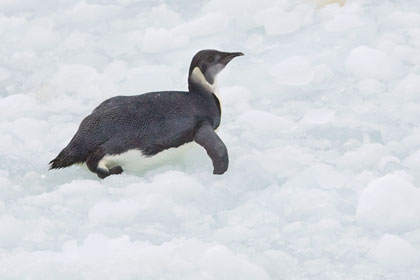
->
xmin=188 ymin=49 xmax=244 ymax=90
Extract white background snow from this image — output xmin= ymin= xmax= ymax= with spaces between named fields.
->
xmin=0 ymin=0 xmax=420 ymax=279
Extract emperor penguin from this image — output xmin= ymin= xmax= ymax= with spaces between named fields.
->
xmin=49 ymin=49 xmax=244 ymax=178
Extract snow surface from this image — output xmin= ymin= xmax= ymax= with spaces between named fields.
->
xmin=1 ymin=0 xmax=420 ymax=279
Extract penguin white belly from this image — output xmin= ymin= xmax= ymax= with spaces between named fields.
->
xmin=98 ymin=142 xmax=197 ymax=172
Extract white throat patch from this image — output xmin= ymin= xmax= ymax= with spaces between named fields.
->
xmin=190 ymin=67 xmax=220 ymax=98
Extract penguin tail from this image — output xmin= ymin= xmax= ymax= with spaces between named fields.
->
xmin=49 ymin=146 xmax=83 ymax=170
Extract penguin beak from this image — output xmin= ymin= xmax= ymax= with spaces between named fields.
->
xmin=221 ymin=52 xmax=244 ymax=64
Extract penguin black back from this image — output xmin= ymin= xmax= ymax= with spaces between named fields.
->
xmin=49 ymin=49 xmax=243 ymax=178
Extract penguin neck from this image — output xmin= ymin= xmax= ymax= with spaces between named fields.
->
xmin=188 ymin=67 xmax=220 ymax=99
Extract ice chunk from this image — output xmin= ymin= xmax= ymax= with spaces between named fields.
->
xmin=304 ymin=163 xmax=346 ymax=189
xmin=324 ymin=14 xmax=364 ymax=32
xmin=382 ymin=11 xmax=420 ymax=29
xmin=22 ymin=179 xmax=105 ymax=208
xmin=270 ymin=56 xmax=314 ymax=85
xmin=0 ymin=94 xmax=42 ymax=120
xmin=393 ymin=74 xmax=420 ymax=101
xmin=99 ymin=31 xmax=141 ymax=57
xmin=312 ymin=64 xmax=334 ymax=83
xmin=89 ymin=200 xmax=142 ymax=225
xmin=0 ymin=0 xmax=38 ymax=14
xmin=203 ymin=0 xmax=272 ymax=18
xmin=346 ymin=46 xmax=403 ymax=80
xmin=147 ymin=4 xmax=182 ymax=28
xmin=0 ymin=215 xmax=25 ymax=248
xmin=403 ymin=150 xmax=420 ymax=185
xmin=256 ymin=250 xmax=299 ymax=279
xmin=147 ymin=171 xmax=205 ymax=201
xmin=255 ymin=6 xmax=312 ymax=36
xmin=219 ymin=86 xmax=252 ymax=107
xmin=140 ymin=28 xmax=189 ymax=54
xmin=0 ymin=67 xmax=10 ymax=82
xmin=356 ymin=174 xmax=420 ymax=232
xmin=258 ymin=146 xmax=314 ymax=179
xmin=51 ymin=64 xmax=98 ymax=93
xmin=340 ymin=143 xmax=388 ymax=171
xmin=103 ymin=60 xmax=128 ymax=82
xmin=393 ymin=45 xmax=418 ymax=63
xmin=199 ymin=245 xmax=270 ymax=280
xmin=61 ymin=1 xmax=124 ymax=27
xmin=403 ymin=150 xmax=420 ymax=170
xmin=357 ymin=79 xmax=386 ymax=95
xmin=172 ymin=12 xmax=229 ymax=38
xmin=244 ymin=34 xmax=264 ymax=54
xmin=65 ymin=32 xmax=86 ymax=50
xmin=304 ymin=258 xmax=331 ymax=276
xmin=368 ymin=234 xmax=420 ymax=269
xmin=8 ymin=51 xmax=37 ymax=71
xmin=21 ymin=25 xmax=59 ymax=52
xmin=236 ymin=110 xmax=295 ymax=135
xmin=378 ymin=156 xmax=401 ymax=173
xmin=301 ymin=108 xmax=335 ymax=124
xmin=122 ymin=65 xmax=181 ymax=93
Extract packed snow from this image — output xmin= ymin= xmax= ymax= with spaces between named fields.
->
xmin=0 ymin=0 xmax=420 ymax=279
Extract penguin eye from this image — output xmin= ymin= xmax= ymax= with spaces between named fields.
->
xmin=207 ymin=56 xmax=215 ymax=63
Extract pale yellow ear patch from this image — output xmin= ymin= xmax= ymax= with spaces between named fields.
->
xmin=306 ymin=0 xmax=346 ymax=8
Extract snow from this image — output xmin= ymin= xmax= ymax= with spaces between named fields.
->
xmin=357 ymin=79 xmax=386 ymax=95
xmin=1 ymin=0 xmax=420 ymax=279
xmin=270 ymin=56 xmax=315 ymax=86
xmin=356 ymin=174 xmax=420 ymax=233
xmin=393 ymin=74 xmax=420 ymax=101
xmin=255 ymin=5 xmax=313 ymax=36
xmin=301 ymin=108 xmax=335 ymax=124
xmin=141 ymin=28 xmax=189 ymax=54
xmin=346 ymin=46 xmax=404 ymax=80
xmin=368 ymin=234 xmax=420 ymax=269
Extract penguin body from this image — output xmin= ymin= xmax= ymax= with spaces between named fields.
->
xmin=50 ymin=50 xmax=243 ymax=178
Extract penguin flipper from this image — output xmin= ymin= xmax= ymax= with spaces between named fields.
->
xmin=194 ymin=122 xmax=228 ymax=175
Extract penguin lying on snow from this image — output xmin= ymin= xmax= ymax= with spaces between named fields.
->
xmin=49 ymin=49 xmax=244 ymax=178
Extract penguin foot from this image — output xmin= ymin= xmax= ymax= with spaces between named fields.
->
xmin=109 ymin=166 xmax=123 ymax=175
xmin=95 ymin=166 xmax=123 ymax=179
xmin=96 ymin=168 xmax=110 ymax=179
